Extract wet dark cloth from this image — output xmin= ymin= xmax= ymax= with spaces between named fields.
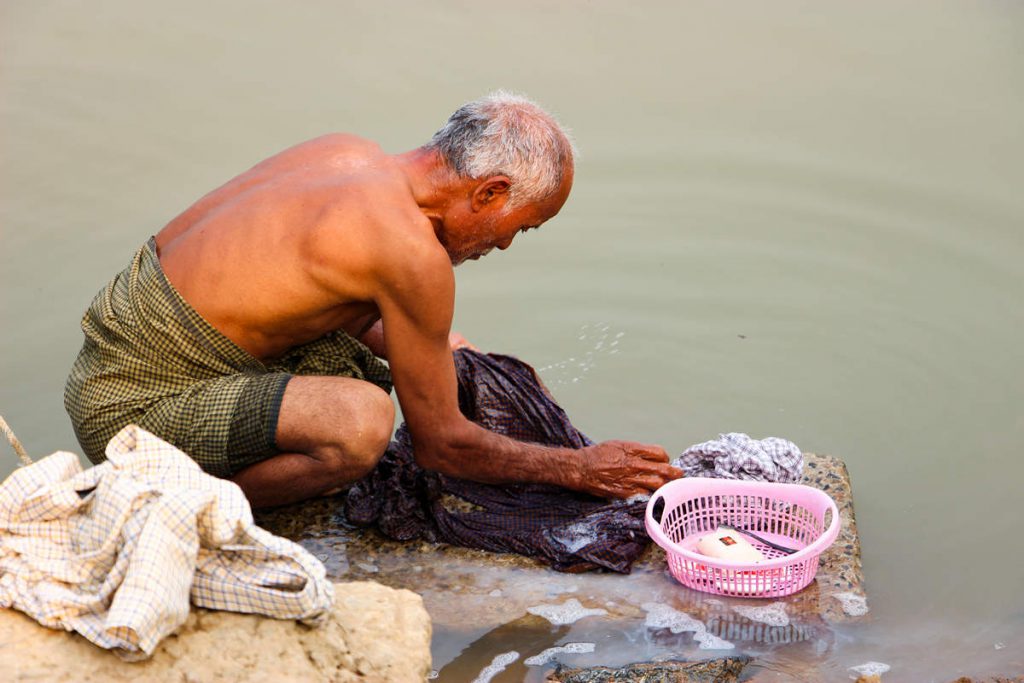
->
xmin=345 ymin=349 xmax=650 ymax=573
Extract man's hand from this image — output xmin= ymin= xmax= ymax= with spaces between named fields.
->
xmin=576 ymin=440 xmax=682 ymax=499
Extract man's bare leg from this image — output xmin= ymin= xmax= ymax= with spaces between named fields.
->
xmin=231 ymin=376 xmax=395 ymax=508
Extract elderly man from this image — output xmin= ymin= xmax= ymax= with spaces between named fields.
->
xmin=65 ymin=92 xmax=681 ymax=508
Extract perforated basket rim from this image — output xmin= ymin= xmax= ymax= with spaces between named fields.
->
xmin=644 ymin=477 xmax=841 ymax=571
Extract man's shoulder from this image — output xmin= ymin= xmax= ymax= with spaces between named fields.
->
xmin=310 ymin=177 xmax=451 ymax=290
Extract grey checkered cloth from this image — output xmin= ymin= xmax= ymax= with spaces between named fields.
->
xmin=0 ymin=425 xmax=333 ymax=660
xmin=673 ymin=433 xmax=803 ymax=483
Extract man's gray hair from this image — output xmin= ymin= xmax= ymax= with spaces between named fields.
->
xmin=428 ymin=91 xmax=576 ymax=207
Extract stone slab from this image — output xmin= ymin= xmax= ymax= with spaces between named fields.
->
xmin=0 ymin=581 xmax=432 ymax=683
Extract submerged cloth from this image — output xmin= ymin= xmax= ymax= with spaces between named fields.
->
xmin=64 ymin=237 xmax=391 ymax=478
xmin=0 ymin=425 xmax=333 ymax=660
xmin=673 ymin=432 xmax=803 ymax=483
xmin=346 ymin=349 xmax=650 ymax=574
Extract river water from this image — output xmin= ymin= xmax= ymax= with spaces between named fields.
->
xmin=2 ymin=1 xmax=1022 ymax=680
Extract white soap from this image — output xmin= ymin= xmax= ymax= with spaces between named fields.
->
xmin=695 ymin=526 xmax=766 ymax=563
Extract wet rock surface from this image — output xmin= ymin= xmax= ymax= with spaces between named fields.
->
xmin=252 ymin=453 xmax=871 ymax=679
xmin=0 ymin=581 xmax=431 ymax=682
xmin=547 ymin=657 xmax=750 ymax=682
xmin=256 ymin=452 xmax=867 ymax=630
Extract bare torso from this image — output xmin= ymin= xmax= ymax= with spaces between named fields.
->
xmin=155 ymin=134 xmax=435 ymax=360
xmin=147 ymin=132 xmax=679 ymax=505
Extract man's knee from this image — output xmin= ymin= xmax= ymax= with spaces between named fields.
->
xmin=346 ymin=384 xmax=395 ymax=472
xmin=318 ymin=383 xmax=394 ymax=479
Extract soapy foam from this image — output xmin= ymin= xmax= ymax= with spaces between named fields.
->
xmin=641 ymin=603 xmax=735 ymax=650
xmin=849 ymin=661 xmax=890 ymax=677
xmin=527 ymin=598 xmax=607 ymax=625
xmin=471 ymin=651 xmax=519 ymax=683
xmin=733 ymin=602 xmax=790 ymax=627
xmin=550 ymin=522 xmax=599 ymax=553
xmin=834 ymin=592 xmax=869 ymax=616
xmin=524 ymin=642 xmax=596 ymax=666
xmin=693 ymin=631 xmax=736 ymax=650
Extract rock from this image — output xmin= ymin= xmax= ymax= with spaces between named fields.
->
xmin=0 ymin=581 xmax=431 ymax=682
xmin=547 ymin=657 xmax=750 ymax=682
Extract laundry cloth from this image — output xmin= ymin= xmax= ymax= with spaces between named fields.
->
xmin=64 ymin=236 xmax=391 ymax=478
xmin=673 ymin=432 xmax=803 ymax=483
xmin=0 ymin=425 xmax=333 ymax=660
xmin=346 ymin=349 xmax=651 ymax=574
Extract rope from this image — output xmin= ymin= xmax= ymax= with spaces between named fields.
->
xmin=0 ymin=414 xmax=33 ymax=466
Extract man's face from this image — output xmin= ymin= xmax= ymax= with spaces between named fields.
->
xmin=444 ymin=166 xmax=574 ymax=266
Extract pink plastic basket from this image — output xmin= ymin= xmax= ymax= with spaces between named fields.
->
xmin=645 ymin=477 xmax=840 ymax=598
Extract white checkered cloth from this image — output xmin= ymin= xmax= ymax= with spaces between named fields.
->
xmin=673 ymin=433 xmax=803 ymax=483
xmin=0 ymin=425 xmax=333 ymax=660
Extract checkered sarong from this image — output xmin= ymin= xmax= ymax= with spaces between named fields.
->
xmin=674 ymin=433 xmax=803 ymax=483
xmin=0 ymin=425 xmax=333 ymax=660
xmin=64 ymin=237 xmax=391 ymax=477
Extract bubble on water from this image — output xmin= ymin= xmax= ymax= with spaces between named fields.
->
xmin=545 ymin=584 xmax=578 ymax=596
xmin=427 ymin=670 xmax=439 ymax=679
xmin=471 ymin=651 xmax=519 ymax=683
xmin=356 ymin=562 xmax=378 ymax=573
xmin=524 ymin=642 xmax=596 ymax=666
xmin=528 ymin=598 xmax=607 ymax=625
xmin=489 ymin=589 xmax=503 ymax=598
xmin=994 ymin=642 xmax=1005 ymax=650
xmin=733 ymin=602 xmax=789 ymax=627
xmin=849 ymin=661 xmax=890 ymax=677
xmin=641 ymin=603 xmax=734 ymax=650
xmin=834 ymin=592 xmax=869 ymax=616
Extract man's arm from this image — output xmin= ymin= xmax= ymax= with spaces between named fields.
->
xmin=375 ymin=243 xmax=681 ymax=498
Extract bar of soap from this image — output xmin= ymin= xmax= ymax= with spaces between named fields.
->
xmin=695 ymin=526 xmax=766 ymax=563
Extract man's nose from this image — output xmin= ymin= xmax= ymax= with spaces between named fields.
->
xmin=497 ymin=236 xmax=515 ymax=250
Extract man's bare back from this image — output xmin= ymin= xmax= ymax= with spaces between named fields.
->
xmin=67 ymin=94 xmax=682 ymax=508
xmin=155 ymin=134 xmax=430 ymax=360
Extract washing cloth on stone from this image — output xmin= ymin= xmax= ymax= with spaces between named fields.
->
xmin=345 ymin=349 xmax=650 ymax=573
xmin=64 ymin=237 xmax=391 ymax=478
xmin=673 ymin=432 xmax=803 ymax=483
xmin=0 ymin=425 xmax=333 ymax=660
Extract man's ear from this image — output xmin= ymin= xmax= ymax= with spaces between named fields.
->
xmin=470 ymin=176 xmax=511 ymax=212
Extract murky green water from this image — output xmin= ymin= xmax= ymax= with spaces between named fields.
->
xmin=2 ymin=1 xmax=1023 ymax=680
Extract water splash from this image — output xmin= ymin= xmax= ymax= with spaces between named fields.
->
xmin=537 ymin=323 xmax=626 ymax=387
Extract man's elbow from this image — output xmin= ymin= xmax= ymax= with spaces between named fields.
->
xmin=410 ymin=421 xmax=474 ymax=475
